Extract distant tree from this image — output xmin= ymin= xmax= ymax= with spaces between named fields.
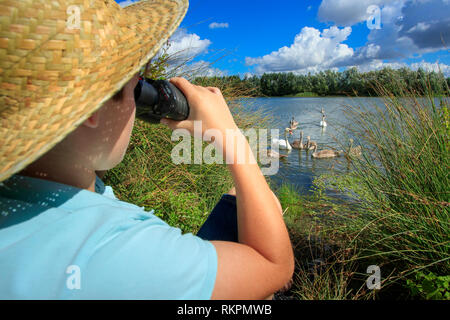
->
xmin=194 ymin=67 xmax=448 ymax=97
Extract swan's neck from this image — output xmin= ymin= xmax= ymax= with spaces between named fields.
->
xmin=284 ymin=132 xmax=291 ymax=148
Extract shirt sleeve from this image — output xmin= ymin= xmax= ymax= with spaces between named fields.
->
xmin=68 ymin=215 xmax=218 ymax=300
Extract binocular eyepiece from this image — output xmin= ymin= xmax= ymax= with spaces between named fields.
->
xmin=134 ymin=78 xmax=190 ymax=123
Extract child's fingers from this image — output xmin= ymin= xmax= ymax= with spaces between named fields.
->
xmin=169 ymin=77 xmax=197 ymax=100
xmin=160 ymin=118 xmax=191 ymax=132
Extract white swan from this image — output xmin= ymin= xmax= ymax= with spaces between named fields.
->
xmin=271 ymin=128 xmax=292 ymax=151
xmin=320 ymin=114 xmax=327 ymax=127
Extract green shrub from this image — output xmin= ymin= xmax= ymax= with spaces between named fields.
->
xmin=406 ymin=272 xmax=450 ymax=300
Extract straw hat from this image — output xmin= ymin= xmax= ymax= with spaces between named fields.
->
xmin=0 ymin=0 xmax=189 ymax=182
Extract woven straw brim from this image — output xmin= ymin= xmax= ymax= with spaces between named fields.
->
xmin=0 ymin=0 xmax=189 ymax=182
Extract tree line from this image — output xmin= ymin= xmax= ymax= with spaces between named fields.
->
xmin=193 ymin=67 xmax=450 ymax=97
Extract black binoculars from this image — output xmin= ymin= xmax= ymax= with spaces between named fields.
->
xmin=134 ymin=78 xmax=190 ymax=123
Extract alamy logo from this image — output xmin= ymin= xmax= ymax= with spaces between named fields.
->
xmin=366 ymin=265 xmax=381 ymax=290
xmin=66 ymin=265 xmax=81 ymax=290
xmin=366 ymin=5 xmax=381 ymax=30
xmin=170 ymin=122 xmax=282 ymax=176
xmin=66 ymin=5 xmax=81 ymax=30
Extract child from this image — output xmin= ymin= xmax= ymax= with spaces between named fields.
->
xmin=0 ymin=0 xmax=293 ymax=299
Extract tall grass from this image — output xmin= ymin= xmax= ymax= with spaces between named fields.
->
xmin=277 ymin=79 xmax=450 ymax=299
xmin=340 ymin=81 xmax=450 ymax=296
xmin=276 ymin=183 xmax=370 ymax=300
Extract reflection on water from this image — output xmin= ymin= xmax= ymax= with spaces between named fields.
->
xmin=240 ymin=97 xmax=384 ymax=198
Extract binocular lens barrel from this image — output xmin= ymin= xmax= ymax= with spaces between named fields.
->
xmin=134 ymin=78 xmax=190 ymax=123
xmin=135 ymin=79 xmax=159 ymax=107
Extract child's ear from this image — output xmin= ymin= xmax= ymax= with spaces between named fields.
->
xmin=83 ymin=110 xmax=100 ymax=129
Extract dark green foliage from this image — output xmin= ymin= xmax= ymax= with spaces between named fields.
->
xmin=406 ymin=272 xmax=450 ymax=300
xmin=193 ymin=67 xmax=448 ymax=97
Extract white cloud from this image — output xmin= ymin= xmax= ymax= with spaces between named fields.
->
xmin=318 ymin=0 xmax=399 ymax=26
xmin=164 ymin=60 xmax=227 ymax=79
xmin=150 ymin=29 xmax=227 ymax=79
xmin=350 ymin=60 xmax=450 ymax=77
xmin=318 ymin=0 xmax=449 ymax=60
xmin=350 ymin=59 xmax=406 ymax=73
xmin=397 ymin=0 xmax=450 ymax=50
xmin=209 ymin=22 xmax=229 ymax=29
xmin=244 ymin=18 xmax=450 ymax=77
xmin=245 ymin=26 xmax=354 ymax=74
xmin=407 ymin=22 xmax=430 ymax=33
xmin=158 ymin=28 xmax=211 ymax=63
xmin=410 ymin=61 xmax=450 ymax=77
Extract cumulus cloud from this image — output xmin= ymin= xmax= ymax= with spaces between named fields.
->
xmin=245 ymin=26 xmax=354 ymax=74
xmin=351 ymin=60 xmax=450 ymax=77
xmin=318 ymin=0 xmax=449 ymax=59
xmin=318 ymin=0 xmax=399 ymax=26
xmin=195 ymin=61 xmax=228 ymax=77
xmin=159 ymin=28 xmax=211 ymax=63
xmin=359 ymin=0 xmax=450 ymax=61
xmin=397 ymin=0 xmax=450 ymax=50
xmin=410 ymin=61 xmax=450 ymax=77
xmin=164 ymin=60 xmax=227 ymax=79
xmin=148 ymin=28 xmax=224 ymax=78
xmin=351 ymin=59 xmax=407 ymax=73
xmin=244 ymin=20 xmax=450 ymax=77
xmin=209 ymin=22 xmax=229 ymax=29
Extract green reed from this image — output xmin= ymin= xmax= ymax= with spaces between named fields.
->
xmin=339 ymin=80 xmax=450 ymax=297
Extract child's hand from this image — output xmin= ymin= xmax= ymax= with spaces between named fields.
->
xmin=160 ymin=77 xmax=240 ymax=150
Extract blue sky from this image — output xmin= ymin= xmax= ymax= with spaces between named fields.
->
xmin=118 ymin=0 xmax=450 ymax=77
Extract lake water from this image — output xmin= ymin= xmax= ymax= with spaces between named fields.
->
xmin=239 ymin=97 xmax=384 ymax=199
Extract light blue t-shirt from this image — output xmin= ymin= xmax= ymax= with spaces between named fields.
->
xmin=0 ymin=174 xmax=217 ymax=299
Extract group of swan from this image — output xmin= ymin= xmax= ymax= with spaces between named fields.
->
xmin=265 ymin=109 xmax=360 ymax=159
xmin=292 ymin=132 xmax=340 ymax=158
xmin=269 ymin=129 xmax=361 ymax=159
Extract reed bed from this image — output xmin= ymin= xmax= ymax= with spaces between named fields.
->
xmin=337 ymin=81 xmax=450 ymax=298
